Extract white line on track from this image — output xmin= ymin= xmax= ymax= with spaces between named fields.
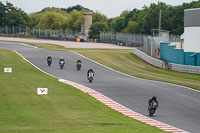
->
xmin=19 ymin=43 xmax=38 ymax=48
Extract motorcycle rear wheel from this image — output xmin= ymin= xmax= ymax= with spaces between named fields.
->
xmin=149 ymin=108 xmax=154 ymax=116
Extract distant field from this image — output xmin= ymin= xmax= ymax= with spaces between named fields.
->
xmin=21 ymin=42 xmax=200 ymax=91
xmin=0 ymin=49 xmax=165 ymax=133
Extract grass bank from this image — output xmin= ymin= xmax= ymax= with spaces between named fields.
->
xmin=0 ymin=49 xmax=165 ymax=133
xmin=20 ymin=42 xmax=200 ymax=91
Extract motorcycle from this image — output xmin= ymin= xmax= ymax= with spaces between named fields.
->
xmin=47 ymin=57 xmax=52 ymax=66
xmin=47 ymin=60 xmax=52 ymax=66
xmin=76 ymin=62 xmax=81 ymax=71
xmin=60 ymin=61 xmax=65 ymax=69
xmin=88 ymin=72 xmax=94 ymax=83
xmin=148 ymin=101 xmax=157 ymax=117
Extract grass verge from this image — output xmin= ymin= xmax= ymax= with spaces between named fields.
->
xmin=0 ymin=49 xmax=165 ymax=133
xmin=16 ymin=42 xmax=200 ymax=91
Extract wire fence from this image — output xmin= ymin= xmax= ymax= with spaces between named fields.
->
xmin=169 ymin=35 xmax=181 ymax=42
xmin=100 ymin=32 xmax=160 ymax=58
xmin=100 ymin=32 xmax=181 ymax=58
xmin=100 ymin=32 xmax=147 ymax=47
xmin=0 ymin=26 xmax=80 ymax=41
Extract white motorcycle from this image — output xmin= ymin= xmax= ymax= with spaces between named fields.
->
xmin=149 ymin=101 xmax=158 ymax=116
xmin=88 ymin=72 xmax=94 ymax=83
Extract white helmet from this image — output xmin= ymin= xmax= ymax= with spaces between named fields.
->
xmin=61 ymin=57 xmax=64 ymax=59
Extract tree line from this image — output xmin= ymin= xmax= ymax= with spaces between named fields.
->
xmin=0 ymin=1 xmax=200 ymax=39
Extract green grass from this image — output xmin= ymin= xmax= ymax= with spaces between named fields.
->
xmin=0 ymin=49 xmax=165 ymax=133
xmin=16 ymin=42 xmax=200 ymax=91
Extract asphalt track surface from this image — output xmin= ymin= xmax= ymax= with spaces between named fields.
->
xmin=1 ymin=41 xmax=200 ymax=133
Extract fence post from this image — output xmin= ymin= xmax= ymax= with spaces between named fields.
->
xmin=150 ymin=37 xmax=153 ymax=56
xmin=26 ymin=27 xmax=27 ymax=35
xmin=6 ymin=26 xmax=8 ymax=34
xmin=33 ymin=28 xmax=34 ymax=36
xmin=46 ymin=29 xmax=48 ymax=38
xmin=39 ymin=28 xmax=40 ymax=38
xmin=19 ymin=26 xmax=21 ymax=33
xmin=55 ymin=29 xmax=58 ymax=37
xmin=13 ymin=26 xmax=14 ymax=35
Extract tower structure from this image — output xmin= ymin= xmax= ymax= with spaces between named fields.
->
xmin=83 ymin=10 xmax=93 ymax=37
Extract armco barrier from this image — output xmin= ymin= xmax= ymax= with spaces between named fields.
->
xmin=134 ymin=48 xmax=200 ymax=74
xmin=169 ymin=63 xmax=200 ymax=74
xmin=133 ymin=48 xmax=165 ymax=69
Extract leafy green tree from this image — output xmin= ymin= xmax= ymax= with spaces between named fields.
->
xmin=30 ymin=8 xmax=68 ymax=28
xmin=122 ymin=21 xmax=140 ymax=34
xmin=112 ymin=17 xmax=126 ymax=32
xmin=67 ymin=10 xmax=84 ymax=31
xmin=62 ymin=5 xmax=84 ymax=13
xmin=0 ymin=2 xmax=7 ymax=26
xmin=38 ymin=11 xmax=67 ymax=29
xmin=120 ymin=10 xmax=130 ymax=17
xmin=29 ymin=12 xmax=42 ymax=28
xmin=89 ymin=22 xmax=108 ymax=39
xmin=42 ymin=7 xmax=67 ymax=15
xmin=92 ymin=11 xmax=108 ymax=24
xmin=0 ymin=2 xmax=30 ymax=27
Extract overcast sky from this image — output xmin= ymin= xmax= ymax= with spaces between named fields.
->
xmin=1 ymin=0 xmax=198 ymax=18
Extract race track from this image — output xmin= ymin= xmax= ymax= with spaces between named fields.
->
xmin=0 ymin=41 xmax=200 ymax=133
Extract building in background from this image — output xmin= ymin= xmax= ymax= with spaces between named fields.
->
xmin=160 ymin=8 xmax=200 ymax=66
xmin=184 ymin=8 xmax=200 ymax=53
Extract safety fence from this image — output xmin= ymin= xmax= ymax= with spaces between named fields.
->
xmin=169 ymin=63 xmax=200 ymax=74
xmin=100 ymin=32 xmax=163 ymax=58
xmin=0 ymin=26 xmax=79 ymax=41
xmin=100 ymin=32 xmax=149 ymax=47
xmin=101 ymin=32 xmax=181 ymax=58
xmin=133 ymin=48 xmax=165 ymax=69
xmin=169 ymin=35 xmax=181 ymax=42
xmin=134 ymin=48 xmax=200 ymax=74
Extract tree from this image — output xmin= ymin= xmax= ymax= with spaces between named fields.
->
xmin=0 ymin=2 xmax=30 ymax=27
xmin=112 ymin=17 xmax=126 ymax=32
xmin=122 ymin=21 xmax=140 ymax=34
xmin=38 ymin=11 xmax=67 ymax=29
xmin=29 ymin=12 xmax=43 ymax=28
xmin=0 ymin=2 xmax=7 ymax=26
xmin=92 ymin=11 xmax=108 ymax=24
xmin=120 ymin=10 xmax=130 ymax=17
xmin=67 ymin=10 xmax=84 ymax=31
xmin=89 ymin=22 xmax=108 ymax=39
xmin=62 ymin=5 xmax=84 ymax=13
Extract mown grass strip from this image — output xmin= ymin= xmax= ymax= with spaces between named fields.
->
xmin=0 ymin=49 xmax=165 ymax=133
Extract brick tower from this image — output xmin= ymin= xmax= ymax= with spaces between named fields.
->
xmin=83 ymin=10 xmax=93 ymax=37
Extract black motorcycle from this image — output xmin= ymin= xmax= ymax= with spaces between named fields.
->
xmin=88 ymin=72 xmax=94 ymax=83
xmin=47 ymin=58 xmax=52 ymax=66
xmin=148 ymin=101 xmax=157 ymax=116
xmin=76 ymin=62 xmax=81 ymax=71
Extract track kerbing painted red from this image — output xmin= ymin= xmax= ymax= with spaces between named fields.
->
xmin=59 ymin=79 xmax=189 ymax=133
